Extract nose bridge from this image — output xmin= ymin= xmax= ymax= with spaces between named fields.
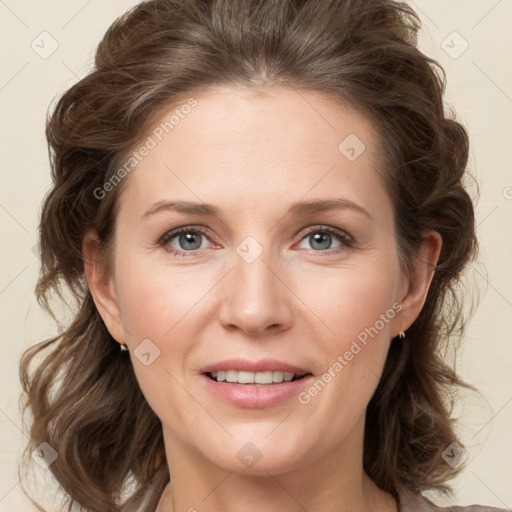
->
xmin=217 ymin=234 xmax=291 ymax=334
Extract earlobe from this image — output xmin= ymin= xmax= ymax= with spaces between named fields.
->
xmin=82 ymin=229 xmax=127 ymax=345
xmin=396 ymin=230 xmax=442 ymax=336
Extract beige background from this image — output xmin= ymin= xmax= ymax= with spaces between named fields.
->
xmin=1 ymin=0 xmax=511 ymax=510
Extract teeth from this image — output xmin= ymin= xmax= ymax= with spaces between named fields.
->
xmin=209 ymin=370 xmax=301 ymax=384
xmin=283 ymin=372 xmax=294 ymax=382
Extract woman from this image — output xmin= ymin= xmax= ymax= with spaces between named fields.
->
xmin=19 ymin=0 xmax=508 ymax=511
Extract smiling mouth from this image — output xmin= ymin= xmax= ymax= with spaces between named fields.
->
xmin=205 ymin=370 xmax=312 ymax=385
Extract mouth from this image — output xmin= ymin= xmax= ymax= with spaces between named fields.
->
xmin=198 ymin=359 xmax=314 ymax=407
xmin=200 ymin=369 xmax=315 ymax=408
xmin=205 ymin=370 xmax=312 ymax=385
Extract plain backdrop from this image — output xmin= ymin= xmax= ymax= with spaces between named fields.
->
xmin=0 ymin=0 xmax=511 ymax=510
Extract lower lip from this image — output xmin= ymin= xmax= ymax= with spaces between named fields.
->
xmin=200 ymin=373 xmax=314 ymax=408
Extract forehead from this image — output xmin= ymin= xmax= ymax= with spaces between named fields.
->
xmin=118 ymin=84 xmax=390 ymax=221
xmin=151 ymin=84 xmax=379 ymax=163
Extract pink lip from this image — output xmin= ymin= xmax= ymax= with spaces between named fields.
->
xmin=198 ymin=358 xmax=310 ymax=374
xmin=200 ymin=373 xmax=315 ymax=409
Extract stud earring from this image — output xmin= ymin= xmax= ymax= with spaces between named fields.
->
xmin=398 ymin=331 xmax=405 ymax=340
xmin=120 ymin=343 xmax=129 ymax=352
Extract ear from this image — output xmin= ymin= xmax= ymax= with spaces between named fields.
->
xmin=395 ymin=230 xmax=442 ymax=336
xmin=83 ymin=228 xmax=127 ymax=345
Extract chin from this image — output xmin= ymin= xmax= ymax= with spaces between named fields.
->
xmin=199 ymin=435 xmax=311 ymax=476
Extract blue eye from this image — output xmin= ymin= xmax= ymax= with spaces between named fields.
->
xmin=158 ymin=225 xmax=352 ymax=257
xmin=159 ymin=227 xmax=211 ymax=256
xmin=297 ymin=226 xmax=352 ymax=253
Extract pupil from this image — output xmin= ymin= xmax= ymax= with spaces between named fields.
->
xmin=180 ymin=232 xmax=201 ymax=250
xmin=311 ymin=232 xmax=331 ymax=250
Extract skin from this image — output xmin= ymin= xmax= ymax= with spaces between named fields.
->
xmin=84 ymin=84 xmax=441 ymax=512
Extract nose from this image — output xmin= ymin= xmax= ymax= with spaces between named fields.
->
xmin=217 ymin=244 xmax=293 ymax=337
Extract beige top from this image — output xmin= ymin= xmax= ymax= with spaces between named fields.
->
xmin=398 ymin=487 xmax=509 ymax=512
xmin=151 ymin=482 xmax=509 ymax=512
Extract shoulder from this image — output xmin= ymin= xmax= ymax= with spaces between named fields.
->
xmin=397 ymin=487 xmax=509 ymax=512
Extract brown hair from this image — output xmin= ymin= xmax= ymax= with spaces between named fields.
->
xmin=19 ymin=0 xmax=479 ymax=510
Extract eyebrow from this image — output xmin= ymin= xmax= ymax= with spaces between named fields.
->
xmin=142 ymin=198 xmax=372 ymax=220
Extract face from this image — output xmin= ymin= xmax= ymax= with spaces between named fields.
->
xmin=87 ymin=84 xmax=438 ymax=476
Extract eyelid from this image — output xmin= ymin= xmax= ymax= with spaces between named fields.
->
xmin=298 ymin=225 xmax=352 ymax=243
xmin=292 ymin=225 xmax=353 ymax=254
xmin=158 ymin=225 xmax=214 ymax=250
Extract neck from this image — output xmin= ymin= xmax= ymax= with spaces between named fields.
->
xmin=155 ymin=415 xmax=398 ymax=512
xmin=156 ymin=472 xmax=396 ymax=512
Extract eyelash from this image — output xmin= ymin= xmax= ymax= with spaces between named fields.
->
xmin=158 ymin=225 xmax=353 ymax=258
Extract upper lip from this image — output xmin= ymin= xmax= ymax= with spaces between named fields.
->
xmin=199 ymin=359 xmax=311 ymax=375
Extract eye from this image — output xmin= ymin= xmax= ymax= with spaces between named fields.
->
xmin=158 ymin=226 xmax=213 ymax=256
xmin=296 ymin=226 xmax=352 ymax=253
xmin=158 ymin=225 xmax=353 ymax=257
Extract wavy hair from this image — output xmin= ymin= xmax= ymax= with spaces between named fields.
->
xmin=19 ymin=0 xmax=479 ymax=510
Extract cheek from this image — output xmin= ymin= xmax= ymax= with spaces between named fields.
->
xmin=115 ymin=242 xmax=401 ymax=353
xmin=114 ymin=254 xmax=205 ymax=342
xmin=294 ymin=258 xmax=400 ymax=407
xmin=297 ymin=261 xmax=399 ymax=347
xmin=113 ymin=257 xmax=201 ymax=419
